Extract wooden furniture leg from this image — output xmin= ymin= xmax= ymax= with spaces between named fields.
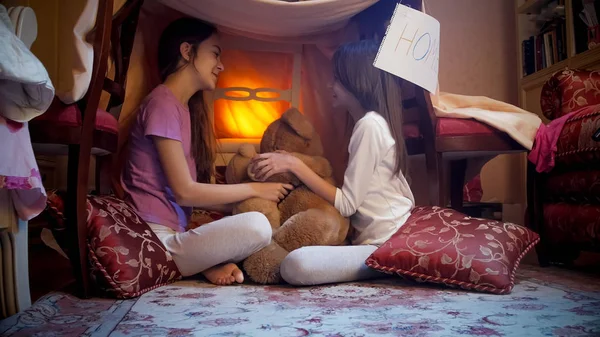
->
xmin=66 ymin=145 xmax=90 ymax=298
xmin=425 ymin=152 xmax=444 ymax=206
xmin=526 ymin=162 xmax=550 ymax=267
xmin=450 ymin=159 xmax=468 ymax=211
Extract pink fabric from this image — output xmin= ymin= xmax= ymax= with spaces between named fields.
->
xmin=527 ymin=108 xmax=584 ymax=173
xmin=120 ymin=85 xmax=197 ymax=232
xmin=0 ymin=115 xmax=47 ymax=221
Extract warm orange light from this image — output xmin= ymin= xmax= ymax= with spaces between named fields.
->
xmin=214 ymin=50 xmax=293 ymax=139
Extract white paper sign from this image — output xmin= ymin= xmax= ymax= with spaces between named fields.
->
xmin=374 ymin=4 xmax=440 ymax=93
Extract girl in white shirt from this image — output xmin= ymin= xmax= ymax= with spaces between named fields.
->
xmin=250 ymin=39 xmax=415 ymax=285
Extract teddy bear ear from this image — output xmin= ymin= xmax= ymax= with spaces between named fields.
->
xmin=238 ymin=143 xmax=257 ymax=158
xmin=281 ymin=108 xmax=314 ymax=140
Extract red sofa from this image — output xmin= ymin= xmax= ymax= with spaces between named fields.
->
xmin=528 ymin=68 xmax=600 ymax=266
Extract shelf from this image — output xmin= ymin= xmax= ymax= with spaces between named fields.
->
xmin=521 ymin=59 xmax=568 ymax=88
xmin=570 ymin=44 xmax=600 ymax=68
xmin=517 ymin=0 xmax=551 ymax=14
xmin=520 ymin=46 xmax=600 ymax=88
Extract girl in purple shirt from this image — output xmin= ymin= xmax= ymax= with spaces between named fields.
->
xmin=121 ymin=18 xmax=292 ymax=285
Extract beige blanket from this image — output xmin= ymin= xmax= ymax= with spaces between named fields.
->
xmin=431 ymin=92 xmax=542 ymax=150
xmin=421 ymin=0 xmax=541 ymax=151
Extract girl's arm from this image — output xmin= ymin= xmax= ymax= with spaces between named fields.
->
xmin=154 ymin=137 xmax=293 ymax=208
xmin=252 ymin=117 xmax=387 ymax=217
xmin=255 ymin=154 xmax=338 ymax=205
xmin=201 ymin=203 xmax=234 ymax=213
xmin=331 ymin=118 xmax=386 ymax=217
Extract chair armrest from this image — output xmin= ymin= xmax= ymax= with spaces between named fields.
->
xmin=541 ymin=68 xmax=600 ymax=120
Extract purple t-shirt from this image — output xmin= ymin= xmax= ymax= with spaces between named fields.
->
xmin=121 ymin=84 xmax=196 ymax=232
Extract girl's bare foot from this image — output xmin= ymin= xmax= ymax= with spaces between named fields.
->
xmin=202 ymin=263 xmax=244 ymax=285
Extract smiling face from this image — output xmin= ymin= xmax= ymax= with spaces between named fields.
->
xmin=182 ymin=33 xmax=225 ymax=91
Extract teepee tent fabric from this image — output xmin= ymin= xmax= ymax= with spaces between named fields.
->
xmin=157 ymin=0 xmax=378 ymax=39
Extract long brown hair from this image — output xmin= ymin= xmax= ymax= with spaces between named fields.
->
xmin=157 ymin=17 xmax=217 ymax=183
xmin=332 ymin=39 xmax=408 ymax=177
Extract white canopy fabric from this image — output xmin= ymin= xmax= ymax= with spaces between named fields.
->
xmin=157 ymin=0 xmax=379 ymax=38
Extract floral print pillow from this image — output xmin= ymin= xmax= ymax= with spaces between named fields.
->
xmin=541 ymin=68 xmax=600 ymax=120
xmin=366 ymin=206 xmax=539 ymax=294
xmin=87 ymin=195 xmax=182 ymax=298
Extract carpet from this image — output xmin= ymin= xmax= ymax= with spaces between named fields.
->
xmin=1 ymin=265 xmax=599 ymax=337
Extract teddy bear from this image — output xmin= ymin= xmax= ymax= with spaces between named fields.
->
xmin=225 ymin=107 xmax=351 ymax=284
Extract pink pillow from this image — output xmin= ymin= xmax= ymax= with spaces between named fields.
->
xmin=366 ymin=206 xmax=539 ymax=294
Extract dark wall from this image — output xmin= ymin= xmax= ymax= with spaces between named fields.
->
xmin=355 ymin=0 xmax=423 ymax=40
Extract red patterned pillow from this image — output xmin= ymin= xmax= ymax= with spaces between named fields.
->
xmin=366 ymin=206 xmax=539 ymax=294
xmin=554 ymin=105 xmax=600 ymax=168
xmin=87 ymin=195 xmax=182 ymax=298
xmin=541 ymin=68 xmax=600 ymax=120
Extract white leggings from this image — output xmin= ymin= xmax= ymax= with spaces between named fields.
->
xmin=280 ymin=245 xmax=384 ymax=286
xmin=149 ymin=211 xmax=272 ymax=277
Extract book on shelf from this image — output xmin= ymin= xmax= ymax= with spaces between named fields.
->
xmin=522 ymin=18 xmax=568 ymax=76
xmin=521 ymin=0 xmax=568 ymax=77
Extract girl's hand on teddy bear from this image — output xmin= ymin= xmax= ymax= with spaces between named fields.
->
xmin=251 ymin=152 xmax=300 ymax=181
xmin=249 ymin=182 xmax=294 ymax=202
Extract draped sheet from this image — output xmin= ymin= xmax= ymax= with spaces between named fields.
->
xmin=49 ymin=0 xmax=125 ymax=105
xmin=157 ymin=0 xmax=378 ymax=39
xmin=433 ymin=93 xmax=542 ymax=150
xmin=0 ymin=5 xmax=53 ymax=122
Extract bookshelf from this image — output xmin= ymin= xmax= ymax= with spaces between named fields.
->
xmin=516 ymin=0 xmax=600 ymax=118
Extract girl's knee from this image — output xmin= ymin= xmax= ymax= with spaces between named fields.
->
xmin=244 ymin=212 xmax=272 ymax=247
xmin=280 ymin=248 xmax=314 ymax=286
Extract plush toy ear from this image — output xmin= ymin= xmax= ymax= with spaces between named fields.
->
xmin=225 ymin=144 xmax=257 ymax=184
xmin=281 ymin=108 xmax=314 ymax=140
xmin=238 ymin=143 xmax=257 ymax=158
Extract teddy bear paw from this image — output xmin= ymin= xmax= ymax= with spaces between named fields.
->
xmin=242 ymin=242 xmax=289 ymax=284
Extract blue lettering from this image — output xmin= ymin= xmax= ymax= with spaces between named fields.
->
xmin=412 ymin=33 xmax=431 ymax=61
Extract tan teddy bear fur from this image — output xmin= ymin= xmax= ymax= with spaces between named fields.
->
xmin=225 ymin=107 xmax=350 ymax=284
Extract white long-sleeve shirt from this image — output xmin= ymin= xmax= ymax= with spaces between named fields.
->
xmin=334 ymin=111 xmax=415 ymax=246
